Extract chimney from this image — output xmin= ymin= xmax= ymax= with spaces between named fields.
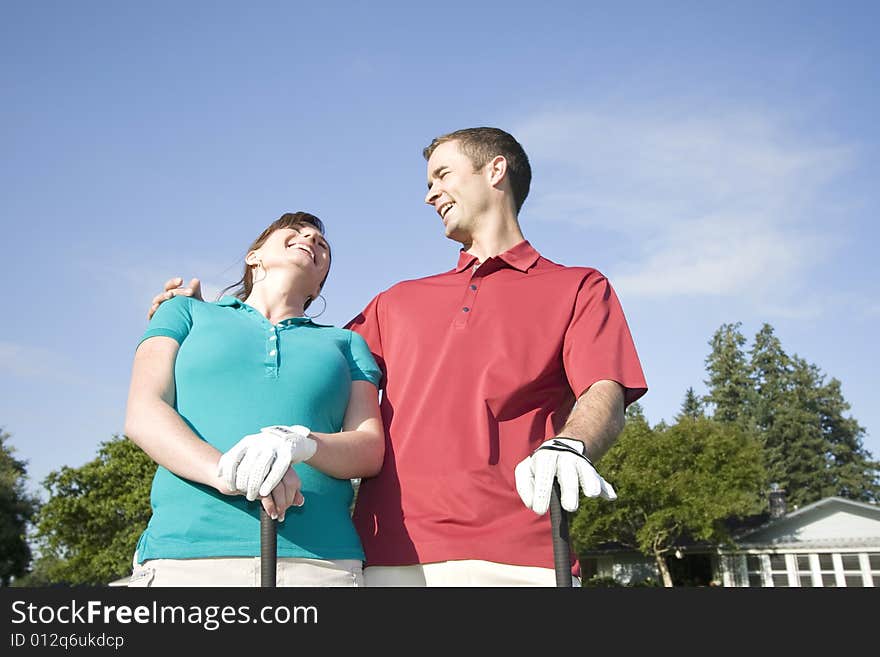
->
xmin=768 ymin=483 xmax=787 ymax=519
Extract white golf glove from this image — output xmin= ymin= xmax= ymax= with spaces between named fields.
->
xmin=514 ymin=437 xmax=617 ymax=515
xmin=217 ymin=425 xmax=317 ymax=501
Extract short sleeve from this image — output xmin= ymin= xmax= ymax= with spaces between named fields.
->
xmin=138 ymin=295 xmax=194 ymax=348
xmin=563 ymin=271 xmax=648 ymax=406
xmin=344 ymin=293 xmax=386 ymax=386
xmin=346 ymin=331 xmax=382 ymax=387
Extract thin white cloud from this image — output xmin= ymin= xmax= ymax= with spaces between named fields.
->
xmin=821 ymin=293 xmax=880 ymax=321
xmin=121 ymin=268 xmax=228 ymax=306
xmin=0 ymin=341 xmax=88 ymax=385
xmin=514 ymin=107 xmax=854 ymax=312
xmin=82 ymin=257 xmax=233 ymax=312
xmin=611 ymin=213 xmax=824 ymax=297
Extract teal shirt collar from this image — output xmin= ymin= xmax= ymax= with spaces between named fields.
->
xmin=217 ymin=295 xmax=332 ymax=327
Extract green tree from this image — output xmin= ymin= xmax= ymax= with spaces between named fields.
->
xmin=28 ymin=436 xmax=154 ymax=585
xmin=706 ymin=322 xmax=878 ymax=506
xmin=768 ymin=358 xmax=837 ymax=506
xmin=703 ymin=323 xmax=753 ymax=426
xmin=0 ymin=429 xmax=40 ymax=585
xmin=747 ymin=325 xmax=828 ymax=503
xmin=624 ymin=401 xmax=647 ymax=423
xmin=805 ymin=362 xmax=879 ymax=502
xmin=571 ymin=416 xmax=766 ymax=587
xmin=748 ymin=323 xmax=791 ymax=433
xmin=677 ymin=387 xmax=705 ymax=421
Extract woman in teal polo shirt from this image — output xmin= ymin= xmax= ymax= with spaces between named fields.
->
xmin=124 ymin=212 xmax=384 ymax=586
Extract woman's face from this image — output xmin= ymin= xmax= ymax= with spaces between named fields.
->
xmin=251 ymin=224 xmax=331 ymax=292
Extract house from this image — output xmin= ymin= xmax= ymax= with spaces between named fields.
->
xmin=580 ymin=495 xmax=880 ymax=587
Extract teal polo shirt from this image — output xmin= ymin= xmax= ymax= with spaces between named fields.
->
xmin=134 ymin=295 xmax=381 ymax=563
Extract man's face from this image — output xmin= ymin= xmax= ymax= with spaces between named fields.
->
xmin=424 ymin=140 xmax=491 ymax=243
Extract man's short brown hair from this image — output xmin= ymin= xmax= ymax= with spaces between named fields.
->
xmin=423 ymin=127 xmax=531 ymax=213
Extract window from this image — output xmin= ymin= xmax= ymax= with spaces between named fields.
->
xmin=868 ymin=553 xmax=880 ymax=586
xmin=746 ymin=555 xmax=763 ymax=587
xmin=739 ymin=551 xmax=878 ymax=587
xmin=840 ymin=554 xmax=864 ymax=587
xmin=768 ymin=554 xmax=790 ymax=587
xmin=841 ymin=554 xmax=860 ymax=570
xmin=795 ymin=554 xmax=817 ymax=587
xmin=817 ymin=553 xmax=837 ymax=586
xmin=772 ymin=574 xmax=789 ymax=587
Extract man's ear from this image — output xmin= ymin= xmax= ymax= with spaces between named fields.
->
xmin=488 ymin=155 xmax=508 ymax=187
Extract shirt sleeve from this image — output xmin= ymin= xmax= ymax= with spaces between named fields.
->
xmin=346 ymin=331 xmax=383 ymax=387
xmin=563 ymin=271 xmax=648 ymax=407
xmin=138 ymin=295 xmax=194 ymax=348
xmin=344 ymin=293 xmax=386 ymax=388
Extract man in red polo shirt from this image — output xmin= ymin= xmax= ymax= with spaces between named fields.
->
xmin=344 ymin=127 xmax=647 ymax=585
xmin=149 ymin=127 xmax=647 ymax=586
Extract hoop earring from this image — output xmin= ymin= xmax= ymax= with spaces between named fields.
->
xmin=251 ymin=261 xmax=266 ymax=285
xmin=304 ymin=294 xmax=327 ymax=319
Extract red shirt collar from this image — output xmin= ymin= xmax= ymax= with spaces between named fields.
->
xmin=453 ymin=240 xmax=541 ymax=273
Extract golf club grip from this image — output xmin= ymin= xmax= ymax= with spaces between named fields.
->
xmin=549 ymin=481 xmax=572 ymax=587
xmin=260 ymin=508 xmax=277 ymax=588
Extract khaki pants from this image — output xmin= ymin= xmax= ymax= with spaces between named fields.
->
xmin=364 ymin=559 xmax=581 ymax=587
xmin=128 ymin=556 xmax=363 ymax=587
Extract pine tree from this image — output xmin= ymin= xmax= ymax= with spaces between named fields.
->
xmin=745 ymin=324 xmax=824 ymax=500
xmin=625 ymin=401 xmax=647 ymax=424
xmin=677 ymin=387 xmax=705 ymax=421
xmin=749 ymin=324 xmax=790 ymax=431
xmin=704 ymin=323 xmax=752 ymax=426
xmin=704 ymin=321 xmax=880 ymax=506
xmin=811 ymin=370 xmax=880 ymax=502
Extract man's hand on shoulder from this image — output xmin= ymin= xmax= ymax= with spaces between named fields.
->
xmin=148 ymin=277 xmax=203 ymax=319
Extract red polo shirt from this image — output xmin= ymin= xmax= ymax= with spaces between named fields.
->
xmin=346 ymin=241 xmax=647 ymax=568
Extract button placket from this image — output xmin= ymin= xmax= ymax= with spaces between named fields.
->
xmin=454 ymin=270 xmax=482 ymax=328
xmin=265 ymin=324 xmax=281 ymax=378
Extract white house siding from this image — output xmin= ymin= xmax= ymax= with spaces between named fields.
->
xmin=718 ymin=549 xmax=879 ymax=587
xmin=584 ymin=499 xmax=880 ymax=587
xmin=743 ymin=507 xmax=880 ymax=545
xmin=592 ymin=554 xmax=658 ymax=585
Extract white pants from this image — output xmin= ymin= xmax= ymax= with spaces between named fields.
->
xmin=128 ymin=556 xmax=363 ymax=587
xmin=364 ymin=559 xmax=581 ymax=587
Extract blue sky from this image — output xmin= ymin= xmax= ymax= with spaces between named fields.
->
xmin=2 ymin=1 xmax=878 ymax=499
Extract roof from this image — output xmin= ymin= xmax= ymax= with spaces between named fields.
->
xmin=578 ymin=497 xmax=880 ymax=556
xmin=732 ymin=496 xmax=880 ymax=548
